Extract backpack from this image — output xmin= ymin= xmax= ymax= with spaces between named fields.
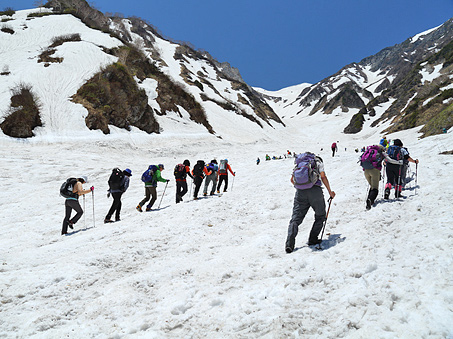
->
xmin=141 ymin=165 xmax=157 ymax=183
xmin=174 ymin=164 xmax=186 ymax=180
xmin=60 ymin=178 xmax=79 ymax=199
xmin=387 ymin=145 xmax=403 ymax=161
xmin=219 ymin=160 xmax=227 ymax=174
xmin=360 ymin=145 xmax=383 ymax=170
xmin=193 ymin=160 xmax=205 ymax=177
xmin=207 ymin=162 xmax=218 ymax=172
xmin=331 ymin=143 xmax=337 ymax=149
xmin=292 ymin=153 xmax=320 ymax=190
xmin=108 ymin=168 xmax=124 ymax=190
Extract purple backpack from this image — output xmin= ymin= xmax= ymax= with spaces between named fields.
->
xmin=293 ymin=152 xmax=320 ymax=190
xmin=360 ymin=145 xmax=383 ymax=170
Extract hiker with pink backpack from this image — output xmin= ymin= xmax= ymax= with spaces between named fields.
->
xmin=359 ymin=144 xmax=386 ymax=209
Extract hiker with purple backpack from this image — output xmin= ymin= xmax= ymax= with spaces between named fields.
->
xmin=285 ymin=152 xmax=336 ymax=253
xmin=359 ymin=145 xmax=386 ymax=210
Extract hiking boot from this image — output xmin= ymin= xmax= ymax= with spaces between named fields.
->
xmin=210 ymin=192 xmax=215 ymax=196
xmin=285 ymin=246 xmax=293 ymax=254
xmin=136 ymin=205 xmax=143 ymax=212
xmin=194 ymin=197 xmax=198 ymax=200
xmin=115 ymin=218 xmax=121 ymax=222
xmin=217 ymin=190 xmax=220 ymax=193
xmin=224 ymin=189 xmax=227 ymax=193
xmin=104 ymin=219 xmax=114 ymax=224
xmin=308 ymin=239 xmax=322 ymax=246
xmin=384 ymin=188 xmax=390 ymax=200
xmin=68 ymin=220 xmax=74 ymax=229
xmin=366 ymin=199 xmax=372 ymax=210
xmin=203 ymin=193 xmax=207 ymax=196
xmin=146 ymin=206 xmax=152 ymax=212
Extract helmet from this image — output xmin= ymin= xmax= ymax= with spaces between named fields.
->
xmin=79 ymin=176 xmax=88 ymax=183
xmin=124 ymin=168 xmax=132 ymax=176
xmin=158 ymin=164 xmax=164 ymax=169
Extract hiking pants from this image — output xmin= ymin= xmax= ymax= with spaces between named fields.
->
xmin=331 ymin=147 xmax=336 ymax=157
xmin=217 ymin=175 xmax=228 ymax=192
xmin=106 ymin=192 xmax=123 ymax=220
xmin=193 ymin=176 xmax=203 ymax=198
xmin=385 ymin=163 xmax=403 ymax=191
xmin=286 ymin=185 xmax=326 ymax=248
xmin=176 ymin=180 xmax=188 ymax=203
xmin=364 ymin=168 xmax=381 ymax=190
xmin=62 ymin=199 xmax=83 ymax=234
xmin=139 ymin=186 xmax=157 ymax=208
xmin=203 ymin=173 xmax=217 ymax=195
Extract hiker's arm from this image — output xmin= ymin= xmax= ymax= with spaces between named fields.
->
xmin=408 ymin=156 xmax=419 ymax=164
xmin=228 ymin=165 xmax=235 ymax=176
xmin=75 ymin=182 xmax=91 ymax=195
xmin=320 ymin=172 xmax=335 ymax=199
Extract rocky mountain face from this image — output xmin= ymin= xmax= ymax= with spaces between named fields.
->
xmin=0 ymin=0 xmax=282 ymax=138
xmin=260 ymin=18 xmax=453 ymax=137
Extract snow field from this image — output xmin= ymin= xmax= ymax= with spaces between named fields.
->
xmin=0 ymin=128 xmax=452 ymax=338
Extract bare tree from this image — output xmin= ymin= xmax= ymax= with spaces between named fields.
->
xmin=33 ymin=0 xmax=44 ymax=12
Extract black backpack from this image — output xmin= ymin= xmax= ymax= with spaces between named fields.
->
xmin=193 ymin=160 xmax=205 ymax=177
xmin=174 ymin=164 xmax=186 ymax=180
xmin=60 ymin=178 xmax=79 ymax=199
xmin=108 ymin=168 xmax=124 ymax=190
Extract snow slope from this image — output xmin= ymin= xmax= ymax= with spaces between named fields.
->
xmin=0 ymin=8 xmax=452 ymax=339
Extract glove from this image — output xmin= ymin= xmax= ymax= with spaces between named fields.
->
xmin=166 ymin=179 xmax=170 ymax=183
xmin=90 ymin=186 xmax=94 ymax=191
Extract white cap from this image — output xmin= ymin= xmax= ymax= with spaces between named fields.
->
xmin=80 ymin=176 xmax=88 ymax=183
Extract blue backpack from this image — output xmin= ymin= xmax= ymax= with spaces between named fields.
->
xmin=293 ymin=153 xmax=320 ymax=190
xmin=207 ymin=163 xmax=218 ymax=172
xmin=141 ymin=165 xmax=157 ymax=183
xmin=387 ymin=145 xmax=403 ymax=161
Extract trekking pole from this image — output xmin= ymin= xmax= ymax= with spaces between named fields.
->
xmin=92 ymin=190 xmax=95 ymax=228
xmin=231 ymin=173 xmax=236 ymax=192
xmin=317 ymin=197 xmax=333 ymax=250
xmin=83 ymin=195 xmax=86 ymax=229
xmin=158 ymin=181 xmax=169 ymax=209
xmin=189 ymin=180 xmax=193 ymax=197
xmin=415 ymin=162 xmax=418 ymax=195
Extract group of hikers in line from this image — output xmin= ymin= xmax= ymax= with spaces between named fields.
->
xmin=60 ymin=159 xmax=235 ymax=234
xmin=60 ymin=138 xmax=419 ymax=254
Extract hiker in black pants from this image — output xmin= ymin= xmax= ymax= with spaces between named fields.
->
xmin=62 ymin=176 xmax=93 ymax=235
xmin=217 ymin=159 xmax=235 ymax=193
xmin=175 ymin=160 xmax=193 ymax=203
xmin=105 ymin=169 xmax=132 ymax=223
xmin=191 ymin=160 xmax=212 ymax=200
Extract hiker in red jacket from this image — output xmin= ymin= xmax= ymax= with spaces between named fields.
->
xmin=217 ymin=159 xmax=235 ymax=193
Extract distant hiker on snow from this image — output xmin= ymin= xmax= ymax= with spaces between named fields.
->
xmin=384 ymin=139 xmax=419 ymax=199
xmin=217 ymin=159 xmax=235 ymax=193
xmin=174 ymin=160 xmax=193 ymax=204
xmin=104 ymin=168 xmax=132 ymax=223
xmin=331 ymin=142 xmax=338 ymax=157
xmin=256 ymin=157 xmax=260 ymax=165
xmin=359 ymin=145 xmax=385 ymax=210
xmin=137 ymin=164 xmax=169 ymax=212
xmin=380 ymin=136 xmax=389 ymax=149
xmin=192 ymin=160 xmax=212 ymax=200
xmin=203 ymin=159 xmax=218 ymax=196
xmin=60 ymin=176 xmax=94 ymax=235
xmin=285 ymin=153 xmax=336 ymax=253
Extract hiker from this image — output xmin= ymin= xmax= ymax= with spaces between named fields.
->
xmin=104 ymin=168 xmax=132 ymax=223
xmin=285 ymin=153 xmax=335 ymax=253
xmin=174 ymin=160 xmax=193 ymax=204
xmin=203 ymin=159 xmax=218 ymax=196
xmin=136 ymin=164 xmax=169 ymax=212
xmin=380 ymin=136 xmax=389 ymax=149
xmin=331 ymin=142 xmax=338 ymax=157
xmin=256 ymin=157 xmax=260 ymax=165
xmin=192 ymin=160 xmax=212 ymax=200
xmin=384 ymin=139 xmax=419 ymax=199
xmin=61 ymin=176 xmax=93 ymax=235
xmin=217 ymin=159 xmax=235 ymax=193
xmin=359 ymin=145 xmax=385 ymax=210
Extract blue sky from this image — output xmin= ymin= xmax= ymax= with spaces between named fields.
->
xmin=7 ymin=0 xmax=453 ymax=90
